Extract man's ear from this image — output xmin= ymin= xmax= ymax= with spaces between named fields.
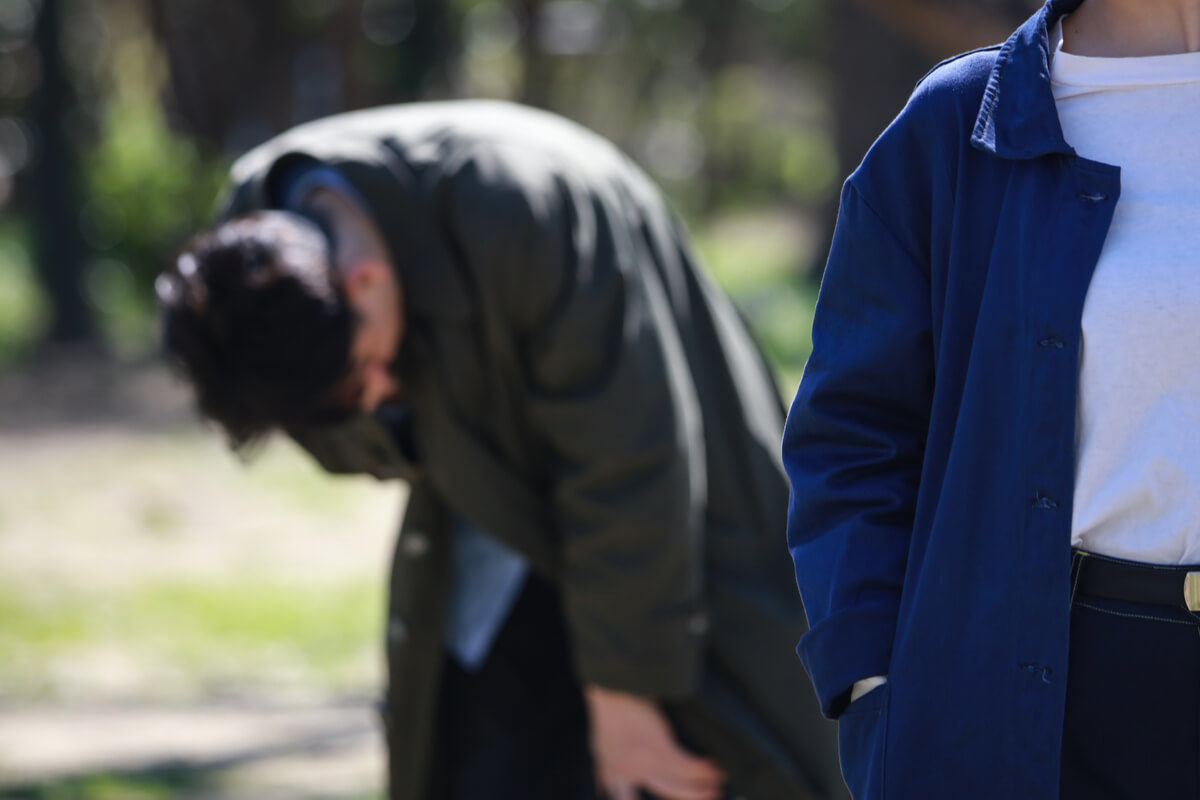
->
xmin=341 ymin=259 xmax=390 ymax=304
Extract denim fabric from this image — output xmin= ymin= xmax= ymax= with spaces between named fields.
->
xmin=783 ymin=0 xmax=1125 ymax=796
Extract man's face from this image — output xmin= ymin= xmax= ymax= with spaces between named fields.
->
xmin=332 ymin=259 xmax=405 ymax=413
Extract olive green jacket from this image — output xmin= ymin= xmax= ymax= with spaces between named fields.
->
xmin=222 ymin=101 xmax=843 ymax=800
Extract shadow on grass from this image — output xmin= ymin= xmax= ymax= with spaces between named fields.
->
xmin=0 ymin=726 xmax=380 ymax=800
xmin=2 ymin=767 xmax=210 ymax=800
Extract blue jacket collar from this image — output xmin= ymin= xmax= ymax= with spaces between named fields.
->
xmin=971 ymin=0 xmax=1086 ymax=159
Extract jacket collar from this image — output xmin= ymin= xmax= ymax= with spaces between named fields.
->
xmin=971 ymin=0 xmax=1086 ymax=159
xmin=225 ymin=139 xmax=475 ymax=324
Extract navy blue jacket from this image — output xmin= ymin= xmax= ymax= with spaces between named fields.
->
xmin=783 ymin=1 xmax=1114 ymax=797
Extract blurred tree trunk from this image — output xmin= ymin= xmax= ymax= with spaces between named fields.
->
xmin=517 ymin=0 xmax=553 ymax=108
xmin=820 ymin=0 xmax=1037 ymax=267
xmin=849 ymin=0 xmax=1029 ymax=58
xmin=395 ymin=0 xmax=458 ymax=100
xmin=693 ymin=0 xmax=738 ymax=215
xmin=828 ymin=0 xmax=931 ymax=204
xmin=31 ymin=0 xmax=99 ymax=346
xmin=833 ymin=0 xmax=1037 ymax=178
xmin=147 ymin=0 xmax=296 ymax=153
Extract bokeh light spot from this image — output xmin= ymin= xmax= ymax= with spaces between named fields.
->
xmin=464 ymin=2 xmax=520 ymax=60
xmin=361 ymin=0 xmax=416 ymax=46
xmin=0 ymin=0 xmax=36 ymax=47
xmin=538 ymin=1 xmax=608 ymax=56
xmin=0 ymin=117 xmax=31 ymax=176
xmin=640 ymin=119 xmax=704 ymax=182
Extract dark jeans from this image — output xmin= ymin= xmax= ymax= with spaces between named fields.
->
xmin=1059 ymin=587 xmax=1200 ymax=799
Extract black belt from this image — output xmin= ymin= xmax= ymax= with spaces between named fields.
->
xmin=1073 ymin=550 xmax=1200 ymax=612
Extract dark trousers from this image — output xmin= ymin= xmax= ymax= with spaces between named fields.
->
xmin=432 ymin=574 xmax=598 ymax=800
xmin=431 ymin=574 xmax=740 ymax=800
xmin=1059 ymin=586 xmax=1200 ymax=798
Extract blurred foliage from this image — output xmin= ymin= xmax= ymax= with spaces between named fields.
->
xmin=448 ymin=0 xmax=837 ymax=217
xmin=0 ymin=221 xmax=45 ymax=362
xmin=79 ymin=2 xmax=228 ymax=352
xmin=5 ymin=0 xmax=845 ymax=360
xmin=5 ymin=0 xmax=1044 ymax=356
xmin=692 ymin=211 xmax=818 ymax=391
xmin=79 ymin=96 xmax=226 ymax=352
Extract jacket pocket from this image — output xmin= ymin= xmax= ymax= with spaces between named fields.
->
xmin=837 ymin=682 xmax=889 ymax=799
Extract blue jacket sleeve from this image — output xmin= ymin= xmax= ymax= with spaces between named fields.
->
xmin=783 ymin=177 xmax=934 ymax=718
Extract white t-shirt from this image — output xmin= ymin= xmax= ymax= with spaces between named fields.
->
xmin=1052 ymin=30 xmax=1200 ymax=564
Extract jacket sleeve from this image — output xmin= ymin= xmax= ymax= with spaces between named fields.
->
xmin=444 ymin=144 xmax=707 ymax=698
xmin=782 ymin=176 xmax=934 ymax=718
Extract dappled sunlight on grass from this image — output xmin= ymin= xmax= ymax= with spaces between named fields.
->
xmin=0 ymin=577 xmax=382 ymax=702
xmin=0 ymin=429 xmax=398 ymax=703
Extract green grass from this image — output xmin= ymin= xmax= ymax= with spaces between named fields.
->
xmin=2 ymin=774 xmax=185 ymax=800
xmin=134 ymin=577 xmax=382 ymax=672
xmin=1 ymin=771 xmax=386 ymax=800
xmin=1 ymin=775 xmax=182 ymax=800
xmin=0 ymin=429 xmax=399 ymax=701
xmin=237 ymin=446 xmax=395 ymax=514
xmin=0 ymin=576 xmax=383 ymax=699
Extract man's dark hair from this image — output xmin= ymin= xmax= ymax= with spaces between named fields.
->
xmin=157 ymin=211 xmax=357 ymax=450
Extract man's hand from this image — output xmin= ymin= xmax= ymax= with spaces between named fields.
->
xmin=584 ymin=685 xmax=726 ymax=800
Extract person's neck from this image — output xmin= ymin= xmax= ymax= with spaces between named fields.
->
xmin=1063 ymin=0 xmax=1200 ymax=56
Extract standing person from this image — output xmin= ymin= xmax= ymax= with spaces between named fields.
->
xmin=157 ymin=101 xmax=845 ymax=800
xmin=783 ymin=0 xmax=1200 ymax=797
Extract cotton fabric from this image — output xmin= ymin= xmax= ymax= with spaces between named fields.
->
xmin=1051 ymin=32 xmax=1200 ymax=564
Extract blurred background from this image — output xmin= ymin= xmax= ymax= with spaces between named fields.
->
xmin=0 ymin=1 xmax=1036 ymax=797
